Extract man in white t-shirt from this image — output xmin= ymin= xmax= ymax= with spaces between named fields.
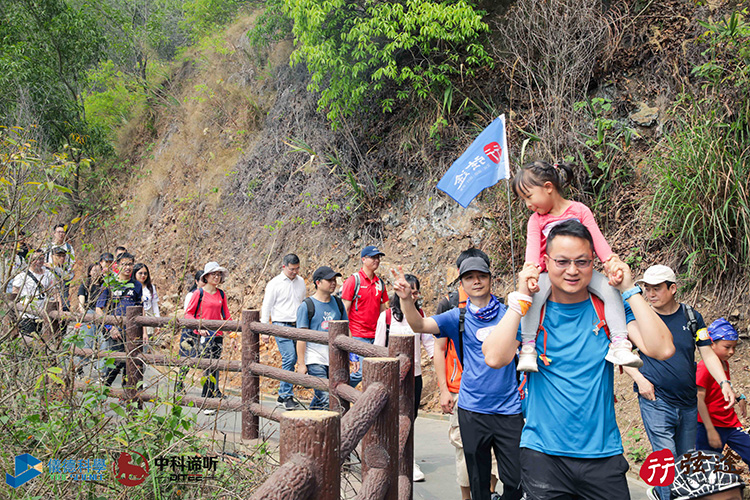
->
xmin=261 ymin=253 xmax=306 ymax=409
xmin=295 ymin=266 xmax=347 ymax=410
xmin=12 ymin=250 xmax=56 ymax=335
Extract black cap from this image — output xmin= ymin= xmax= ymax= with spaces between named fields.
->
xmin=458 ymin=256 xmax=490 ymax=278
xmin=313 ymin=266 xmax=342 ymax=283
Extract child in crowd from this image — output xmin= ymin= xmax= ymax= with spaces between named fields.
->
xmin=512 ymin=160 xmax=640 ymax=372
xmin=696 ymin=318 xmax=750 ymax=466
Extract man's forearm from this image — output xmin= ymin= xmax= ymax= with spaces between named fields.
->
xmin=627 ymin=294 xmax=674 ymax=358
xmin=434 ymin=339 xmax=449 ymax=391
xmin=483 ymin=310 xmax=521 ymax=368
xmin=701 ymin=347 xmax=730 ymax=385
xmin=401 ymin=295 xmax=427 ymax=333
xmin=622 ymin=366 xmax=648 ymax=385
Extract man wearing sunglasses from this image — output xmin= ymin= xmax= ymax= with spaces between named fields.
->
xmin=483 ymin=220 xmax=675 ymax=500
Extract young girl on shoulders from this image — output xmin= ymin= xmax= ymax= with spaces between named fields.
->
xmin=512 ymin=160 xmax=641 ymax=372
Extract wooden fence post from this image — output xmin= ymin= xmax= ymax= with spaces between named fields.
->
xmin=242 ymin=309 xmax=260 ymax=440
xmin=328 ymin=320 xmax=350 ymax=413
xmin=389 ymin=333 xmax=415 ymax=500
xmin=281 ymin=410 xmax=340 ymax=500
xmin=361 ymin=357 xmax=399 ymax=500
xmin=124 ymin=305 xmax=144 ymax=404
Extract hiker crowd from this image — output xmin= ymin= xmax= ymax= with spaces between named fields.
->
xmin=4 ymin=160 xmax=749 ymax=500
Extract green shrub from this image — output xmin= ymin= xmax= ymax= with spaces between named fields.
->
xmin=650 ymin=11 xmax=750 ymax=285
xmin=282 ymin=0 xmax=493 ymax=127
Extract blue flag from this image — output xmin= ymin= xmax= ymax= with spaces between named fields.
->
xmin=437 ymin=114 xmax=510 ymax=208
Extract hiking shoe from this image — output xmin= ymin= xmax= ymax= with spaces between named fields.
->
xmin=276 ymin=396 xmax=287 ymax=408
xmin=517 ymin=344 xmax=539 ymax=372
xmin=203 ymin=408 xmax=217 ymax=416
xmin=645 ymin=487 xmax=659 ymax=500
xmin=490 ymin=494 xmax=501 ymax=500
xmin=284 ymin=397 xmax=304 ymax=411
xmin=605 ymin=345 xmax=643 ymax=368
xmin=413 ymin=461 xmax=425 ymax=482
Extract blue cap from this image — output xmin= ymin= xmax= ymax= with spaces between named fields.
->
xmin=361 ymin=245 xmax=385 ymax=258
xmin=708 ymin=318 xmax=739 ymax=342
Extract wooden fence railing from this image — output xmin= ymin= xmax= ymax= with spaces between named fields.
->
xmin=43 ymin=304 xmax=416 ymax=500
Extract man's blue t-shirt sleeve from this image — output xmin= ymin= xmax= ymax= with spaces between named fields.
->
xmin=296 ymin=301 xmax=310 ymax=329
xmin=432 ymin=308 xmax=460 ymax=340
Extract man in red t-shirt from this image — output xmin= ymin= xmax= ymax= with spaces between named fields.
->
xmin=696 ymin=318 xmax=750 ymax=466
xmin=341 ymin=245 xmax=389 ymax=387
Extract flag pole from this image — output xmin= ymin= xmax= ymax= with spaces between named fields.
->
xmin=506 ymin=178 xmax=517 ymax=290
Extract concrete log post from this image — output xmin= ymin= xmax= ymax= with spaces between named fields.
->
xmin=328 ymin=320 xmax=351 ymax=413
xmin=280 ymin=410 xmax=340 ymax=500
xmin=361 ymin=357 xmax=399 ymax=500
xmin=124 ymin=306 xmax=144 ymax=404
xmin=242 ymin=310 xmax=260 ymax=440
xmin=388 ymin=333 xmax=415 ymax=500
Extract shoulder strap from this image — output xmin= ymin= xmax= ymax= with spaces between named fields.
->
xmin=304 ymin=297 xmax=315 ymax=327
xmin=385 ymin=308 xmax=392 ymax=346
xmin=589 ymin=294 xmax=610 ymax=338
xmin=26 ymin=270 xmax=41 ymax=286
xmin=458 ymin=307 xmax=467 ymax=366
xmin=353 ymin=273 xmax=361 ymax=311
xmin=333 ymin=295 xmax=345 ymax=318
xmin=219 ymin=289 xmax=226 ymax=320
xmin=683 ymin=304 xmax=698 ymax=335
xmin=194 ymin=288 xmax=204 ymax=318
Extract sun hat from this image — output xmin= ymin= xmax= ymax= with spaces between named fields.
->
xmin=201 ymin=261 xmax=227 ymax=281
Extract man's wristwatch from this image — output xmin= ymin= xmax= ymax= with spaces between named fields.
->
xmin=621 ymin=285 xmax=642 ymax=301
xmin=720 ymin=380 xmax=733 ymax=388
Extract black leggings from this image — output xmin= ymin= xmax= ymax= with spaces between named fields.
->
xmin=201 ymin=336 xmax=224 ymax=398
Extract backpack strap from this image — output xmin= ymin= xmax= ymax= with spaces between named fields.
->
xmin=194 ymin=288 xmax=204 ymax=318
xmin=333 ymin=295 xmax=345 ymax=318
xmin=353 ymin=273 xmax=361 ymax=311
xmin=589 ymin=294 xmax=610 ymax=338
xmin=304 ymin=297 xmax=315 ymax=327
xmin=683 ymin=304 xmax=698 ymax=335
xmin=537 ymin=304 xmax=552 ymax=366
xmin=219 ymin=289 xmax=226 ymax=320
xmin=457 ymin=307 xmax=467 ymax=366
xmin=385 ymin=308 xmax=392 ymax=346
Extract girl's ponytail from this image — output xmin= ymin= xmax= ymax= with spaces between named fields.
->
xmin=512 ymin=160 xmax=575 ymax=196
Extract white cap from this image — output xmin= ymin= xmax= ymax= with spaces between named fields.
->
xmin=200 ymin=261 xmax=227 ymax=281
xmin=637 ymin=265 xmax=677 ymax=285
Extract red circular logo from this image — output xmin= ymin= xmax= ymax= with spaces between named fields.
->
xmin=113 ymin=451 xmax=150 ymax=487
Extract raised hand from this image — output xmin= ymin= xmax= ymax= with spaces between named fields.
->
xmin=390 ymin=266 xmax=413 ymax=301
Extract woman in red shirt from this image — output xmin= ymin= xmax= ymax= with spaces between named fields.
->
xmin=185 ymin=262 xmax=231 ymax=403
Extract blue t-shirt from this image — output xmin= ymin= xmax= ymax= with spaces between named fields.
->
xmin=296 ymin=297 xmax=347 ymax=366
xmin=520 ymin=299 xmax=622 ymax=458
xmin=625 ymin=302 xmax=709 ymax=409
xmin=433 ymin=301 xmax=521 ymax=415
xmin=296 ymin=297 xmax=347 ymax=331
xmin=96 ymin=279 xmax=143 ymax=316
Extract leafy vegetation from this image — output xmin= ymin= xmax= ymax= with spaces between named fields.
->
xmin=277 ymin=0 xmax=493 ymax=127
xmin=651 ymin=11 xmax=750 ymax=285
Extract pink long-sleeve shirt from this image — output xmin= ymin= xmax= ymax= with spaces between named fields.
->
xmin=525 ymin=201 xmax=613 ymax=271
